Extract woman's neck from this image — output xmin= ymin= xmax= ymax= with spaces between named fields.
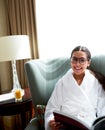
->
xmin=73 ymin=73 xmax=85 ymax=85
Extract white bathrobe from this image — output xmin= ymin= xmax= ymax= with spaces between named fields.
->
xmin=45 ymin=69 xmax=105 ymax=130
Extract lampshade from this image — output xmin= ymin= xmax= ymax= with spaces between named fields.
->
xmin=0 ymin=35 xmax=31 ymax=62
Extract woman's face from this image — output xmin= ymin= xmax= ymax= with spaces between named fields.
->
xmin=70 ymin=51 xmax=91 ymax=76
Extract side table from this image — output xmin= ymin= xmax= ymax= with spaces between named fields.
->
xmin=0 ymin=87 xmax=33 ymax=130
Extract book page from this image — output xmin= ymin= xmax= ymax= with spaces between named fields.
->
xmin=53 ymin=111 xmax=90 ymax=130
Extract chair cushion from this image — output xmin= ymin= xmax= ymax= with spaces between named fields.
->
xmin=36 ymin=105 xmax=46 ymax=129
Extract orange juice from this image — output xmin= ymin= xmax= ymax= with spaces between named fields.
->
xmin=14 ymin=89 xmax=22 ymax=102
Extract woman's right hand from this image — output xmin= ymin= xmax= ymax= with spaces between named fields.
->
xmin=49 ymin=119 xmax=63 ymax=130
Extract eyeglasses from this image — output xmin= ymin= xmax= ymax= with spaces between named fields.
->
xmin=71 ymin=57 xmax=88 ymax=65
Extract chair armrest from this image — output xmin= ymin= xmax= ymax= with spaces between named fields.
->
xmin=24 ymin=117 xmax=40 ymax=130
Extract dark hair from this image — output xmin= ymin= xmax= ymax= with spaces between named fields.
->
xmin=91 ymin=71 xmax=105 ymax=91
xmin=70 ymin=46 xmax=91 ymax=61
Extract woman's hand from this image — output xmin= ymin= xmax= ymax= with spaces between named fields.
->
xmin=49 ymin=119 xmax=63 ymax=130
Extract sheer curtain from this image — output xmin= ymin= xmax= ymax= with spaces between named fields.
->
xmin=36 ymin=0 xmax=105 ymax=59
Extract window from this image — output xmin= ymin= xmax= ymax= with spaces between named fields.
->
xmin=36 ymin=0 xmax=105 ymax=59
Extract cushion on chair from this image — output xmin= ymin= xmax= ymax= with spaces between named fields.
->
xmin=36 ymin=105 xmax=46 ymax=130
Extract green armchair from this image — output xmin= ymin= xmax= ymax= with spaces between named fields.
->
xmin=24 ymin=55 xmax=105 ymax=130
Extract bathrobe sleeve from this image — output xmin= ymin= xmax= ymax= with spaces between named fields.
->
xmin=44 ymin=78 xmax=63 ymax=130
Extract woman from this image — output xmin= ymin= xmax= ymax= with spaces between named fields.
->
xmin=45 ymin=46 xmax=105 ymax=130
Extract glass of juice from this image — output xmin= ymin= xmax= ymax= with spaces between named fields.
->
xmin=14 ymin=89 xmax=22 ymax=102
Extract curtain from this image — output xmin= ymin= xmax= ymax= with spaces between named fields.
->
xmin=0 ymin=0 xmax=39 ymax=130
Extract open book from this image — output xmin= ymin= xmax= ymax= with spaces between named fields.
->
xmin=53 ymin=111 xmax=105 ymax=130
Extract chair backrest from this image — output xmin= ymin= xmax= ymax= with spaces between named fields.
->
xmin=24 ymin=55 xmax=105 ymax=111
xmin=25 ymin=57 xmax=71 ymax=109
xmin=89 ymin=55 xmax=105 ymax=76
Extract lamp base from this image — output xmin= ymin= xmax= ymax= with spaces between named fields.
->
xmin=11 ymin=60 xmax=22 ymax=91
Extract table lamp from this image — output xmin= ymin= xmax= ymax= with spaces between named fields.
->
xmin=0 ymin=35 xmax=31 ymax=92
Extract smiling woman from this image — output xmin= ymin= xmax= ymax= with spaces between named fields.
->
xmin=36 ymin=0 xmax=105 ymax=59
